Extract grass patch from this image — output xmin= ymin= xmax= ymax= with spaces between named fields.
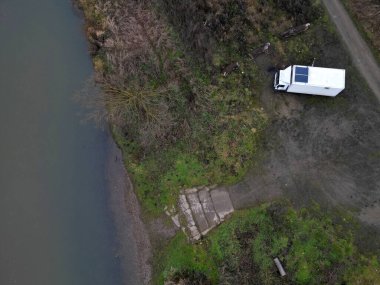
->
xmin=79 ymin=0 xmax=361 ymax=217
xmin=158 ymin=202 xmax=380 ymax=284
xmin=79 ymin=0 xmax=323 ymax=215
xmin=112 ymin=106 xmax=266 ymax=215
xmin=156 ymin=233 xmax=218 ymax=284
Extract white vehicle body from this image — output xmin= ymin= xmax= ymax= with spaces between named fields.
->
xmin=274 ymin=65 xmax=346 ymax=97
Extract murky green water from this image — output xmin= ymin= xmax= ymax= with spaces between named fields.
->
xmin=0 ymin=1 xmax=129 ymax=284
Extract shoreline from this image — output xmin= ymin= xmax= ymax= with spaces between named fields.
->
xmin=71 ymin=2 xmax=153 ymax=282
xmin=74 ymin=0 xmax=380 ymax=283
xmin=105 ymin=133 xmax=152 ymax=285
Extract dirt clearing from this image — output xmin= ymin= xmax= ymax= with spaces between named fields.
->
xmin=228 ymin=24 xmax=380 ymax=255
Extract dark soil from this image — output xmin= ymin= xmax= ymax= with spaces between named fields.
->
xmin=228 ymin=27 xmax=380 ymax=255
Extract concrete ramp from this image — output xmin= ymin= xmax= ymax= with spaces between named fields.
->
xmin=198 ymin=189 xmax=220 ymax=228
xmin=210 ymin=187 xmax=234 ymax=222
xmin=168 ymin=186 xmax=235 ymax=241
xmin=187 ymin=190 xmax=210 ymax=235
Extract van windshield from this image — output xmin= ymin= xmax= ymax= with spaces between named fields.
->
xmin=275 ymin=72 xmax=280 ymax=86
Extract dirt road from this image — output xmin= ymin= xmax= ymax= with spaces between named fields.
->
xmin=322 ymin=0 xmax=380 ymax=100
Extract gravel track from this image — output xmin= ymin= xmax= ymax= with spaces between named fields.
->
xmin=322 ymin=0 xmax=380 ymax=100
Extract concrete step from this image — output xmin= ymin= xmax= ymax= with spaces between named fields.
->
xmin=198 ymin=188 xmax=220 ymax=228
xmin=210 ymin=187 xmax=234 ymax=221
xmin=178 ymin=194 xmax=200 ymax=240
xmin=174 ymin=186 xmax=235 ymax=241
xmin=186 ymin=192 xmax=210 ymax=235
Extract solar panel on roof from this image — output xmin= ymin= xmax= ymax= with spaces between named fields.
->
xmin=295 ymin=66 xmax=308 ymax=76
xmin=294 ymin=66 xmax=309 ymax=83
xmin=295 ymin=75 xmax=308 ymax=83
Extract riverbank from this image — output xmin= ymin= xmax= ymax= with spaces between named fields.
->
xmin=76 ymin=0 xmax=380 ymax=284
xmin=75 ymin=0 xmax=267 ymax=216
xmin=105 ymin=134 xmax=152 ymax=284
xmin=71 ymin=2 xmax=154 ymax=284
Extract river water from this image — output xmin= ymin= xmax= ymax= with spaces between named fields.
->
xmin=0 ymin=0 xmax=135 ymax=284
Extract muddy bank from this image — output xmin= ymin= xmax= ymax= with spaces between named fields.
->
xmin=105 ymin=134 xmax=152 ymax=284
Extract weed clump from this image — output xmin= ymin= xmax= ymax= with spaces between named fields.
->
xmin=77 ymin=0 xmax=325 ymax=214
xmin=159 ymin=202 xmax=380 ymax=285
xmin=273 ymin=0 xmax=323 ymax=24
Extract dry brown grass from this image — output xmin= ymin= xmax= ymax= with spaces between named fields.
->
xmin=77 ymin=0 xmax=194 ymax=149
xmin=345 ymin=0 xmax=380 ymax=58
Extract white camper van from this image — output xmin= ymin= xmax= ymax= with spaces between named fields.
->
xmin=274 ymin=65 xmax=346 ymax=97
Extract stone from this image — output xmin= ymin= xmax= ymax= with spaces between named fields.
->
xmin=188 ymin=225 xmax=201 ymax=240
xmin=184 ymin=187 xmax=198 ymax=194
xmin=187 ymin=192 xmax=209 ymax=234
xmin=171 ymin=214 xmax=180 ymax=228
xmin=198 ymin=189 xmax=220 ymax=228
xmin=183 ymin=208 xmax=196 ymax=227
xmin=169 ymin=205 xmax=176 ymax=215
xmin=175 ymin=186 xmax=235 ymax=241
xmin=179 ymin=194 xmax=190 ymax=211
xmin=210 ymin=188 xmax=234 ymax=221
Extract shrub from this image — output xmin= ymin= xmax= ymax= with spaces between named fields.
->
xmin=273 ymin=0 xmax=323 ymax=24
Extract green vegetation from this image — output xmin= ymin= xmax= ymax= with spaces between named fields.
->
xmin=77 ymin=1 xmax=380 ymax=284
xmin=159 ymin=202 xmax=380 ymax=284
xmin=77 ymin=0 xmax=326 ymax=215
xmin=158 ymin=233 xmax=218 ymax=284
